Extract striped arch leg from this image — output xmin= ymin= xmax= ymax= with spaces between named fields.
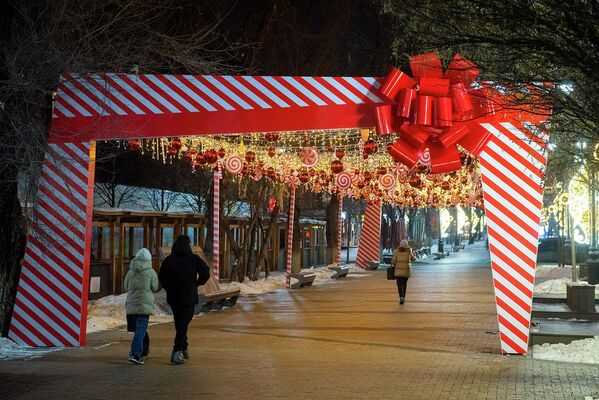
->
xmin=479 ymin=121 xmax=548 ymax=355
xmin=9 ymin=142 xmax=96 ymax=347
xmin=212 ymin=170 xmax=222 ymax=280
xmin=356 ymin=200 xmax=382 ymax=268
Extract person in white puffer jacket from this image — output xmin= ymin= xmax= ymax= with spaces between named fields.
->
xmin=124 ymin=248 xmax=159 ymax=365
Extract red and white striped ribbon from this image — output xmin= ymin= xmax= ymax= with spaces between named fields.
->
xmin=335 ymin=196 xmax=343 ymax=264
xmin=479 ymin=121 xmax=547 ymax=355
xmin=285 ymin=185 xmax=296 ymax=287
xmin=356 ymin=200 xmax=382 ymax=268
xmin=9 ymin=142 xmax=95 ymax=347
xmin=53 ymin=73 xmax=383 ymax=119
xmin=212 ymin=169 xmax=222 ymax=281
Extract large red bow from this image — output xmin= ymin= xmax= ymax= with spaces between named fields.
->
xmin=379 ymin=52 xmax=497 ymax=173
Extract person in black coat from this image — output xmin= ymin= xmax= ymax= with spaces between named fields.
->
xmin=159 ymin=235 xmax=210 ymax=364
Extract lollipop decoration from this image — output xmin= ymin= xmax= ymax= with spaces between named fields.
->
xmin=378 ymin=174 xmax=396 ymax=190
xmin=336 ymin=172 xmax=352 ymax=190
xmin=300 ymin=147 xmax=319 ymax=167
xmin=225 ymin=155 xmax=243 ymax=175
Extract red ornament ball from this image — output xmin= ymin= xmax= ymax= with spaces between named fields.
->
xmin=204 ymin=149 xmax=218 ymax=164
xmin=299 ymin=170 xmax=310 ymax=183
xmin=335 ymin=149 xmax=345 ymax=160
xmin=331 ymin=159 xmax=344 ymax=174
xmin=363 ymin=140 xmax=378 ymax=154
xmin=196 ymin=152 xmax=206 ymax=165
xmin=217 ymin=148 xmax=226 ymax=159
xmin=267 ymin=147 xmax=276 ymax=157
xmin=245 ymin=151 xmax=256 ymax=163
xmin=128 ymin=139 xmax=141 ymax=151
xmin=265 ymin=132 xmax=279 ymax=142
xmin=171 ymin=138 xmax=182 ymax=151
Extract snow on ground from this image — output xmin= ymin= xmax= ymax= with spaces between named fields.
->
xmin=87 ymin=290 xmax=172 ymax=333
xmin=532 ymin=337 xmax=599 ymax=364
xmin=533 ymin=264 xmax=599 ymax=296
xmin=87 ymin=263 xmax=369 ymax=332
xmin=219 ymin=264 xmax=371 ymax=295
xmin=535 ymin=264 xmax=572 ymax=280
xmin=534 ymin=277 xmax=599 ymax=296
xmin=0 ymin=337 xmax=61 ymax=361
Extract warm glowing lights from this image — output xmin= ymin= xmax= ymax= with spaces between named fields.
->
xmin=123 ymin=129 xmax=483 ymax=207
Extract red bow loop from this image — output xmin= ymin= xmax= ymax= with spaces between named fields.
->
xmin=378 ymin=51 xmax=492 ymax=173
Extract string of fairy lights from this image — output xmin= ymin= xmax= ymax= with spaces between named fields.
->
xmin=118 ymin=128 xmax=483 ymax=208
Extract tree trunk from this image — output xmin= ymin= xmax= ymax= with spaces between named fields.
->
xmin=325 ymin=194 xmax=340 ymax=264
xmin=292 ymin=191 xmax=302 ymax=272
xmin=0 ymin=178 xmax=26 ymax=336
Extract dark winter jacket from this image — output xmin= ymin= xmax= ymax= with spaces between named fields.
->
xmin=158 ymin=253 xmax=210 ymax=307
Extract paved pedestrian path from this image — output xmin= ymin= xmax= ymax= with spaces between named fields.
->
xmin=2 ymin=242 xmax=599 ymax=399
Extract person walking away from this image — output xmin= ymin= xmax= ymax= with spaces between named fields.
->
xmin=124 ymin=248 xmax=160 ymax=365
xmin=392 ymin=240 xmax=414 ymax=305
xmin=159 ymin=235 xmax=210 ymax=365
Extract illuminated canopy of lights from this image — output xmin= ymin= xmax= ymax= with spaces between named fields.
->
xmin=121 ymin=128 xmax=483 ymax=208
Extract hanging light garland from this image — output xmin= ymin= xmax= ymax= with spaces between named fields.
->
xmin=121 ymin=128 xmax=483 ymax=208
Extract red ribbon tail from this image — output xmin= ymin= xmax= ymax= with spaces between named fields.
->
xmin=388 ymin=141 xmax=420 ymax=168
xmin=457 ymin=124 xmax=492 ymax=157
xmin=430 ymin=143 xmax=461 ymax=174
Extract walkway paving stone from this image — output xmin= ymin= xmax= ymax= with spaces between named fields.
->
xmin=1 ymin=242 xmax=599 ymax=399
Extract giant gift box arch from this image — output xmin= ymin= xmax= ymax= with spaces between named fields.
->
xmin=10 ymin=52 xmax=549 ymax=355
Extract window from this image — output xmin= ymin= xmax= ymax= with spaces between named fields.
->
xmin=161 ymin=226 xmax=174 ymax=249
xmin=124 ymin=226 xmax=144 ymax=258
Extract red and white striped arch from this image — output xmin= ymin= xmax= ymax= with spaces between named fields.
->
xmin=12 ymin=72 xmax=548 ymax=354
xmin=356 ymin=201 xmax=382 ymax=268
xmin=479 ymin=121 xmax=547 ymax=354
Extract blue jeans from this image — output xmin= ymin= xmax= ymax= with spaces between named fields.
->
xmin=130 ymin=315 xmax=149 ymax=358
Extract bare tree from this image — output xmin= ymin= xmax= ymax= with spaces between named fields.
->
xmin=0 ymin=0 xmax=245 ymax=335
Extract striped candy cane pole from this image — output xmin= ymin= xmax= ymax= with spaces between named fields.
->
xmin=9 ymin=142 xmax=95 ymax=347
xmin=479 ymin=121 xmax=548 ymax=355
xmin=356 ymin=200 xmax=382 ymax=268
xmin=335 ymin=195 xmax=343 ymax=264
xmin=285 ymin=185 xmax=296 ymax=288
xmin=212 ymin=169 xmax=222 ymax=281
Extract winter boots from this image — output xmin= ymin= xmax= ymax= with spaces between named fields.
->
xmin=171 ymin=351 xmax=185 ymax=365
xmin=128 ymin=354 xmax=144 ymax=365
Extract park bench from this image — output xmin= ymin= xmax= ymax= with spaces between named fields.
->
xmin=289 ymin=272 xmax=317 ymax=288
xmin=328 ymin=265 xmax=350 ymax=279
xmin=364 ymin=261 xmax=379 ymax=270
xmin=196 ymin=276 xmax=240 ymax=313
xmin=414 ymin=247 xmax=431 ymax=259
xmin=452 ymin=243 xmax=466 ymax=252
xmin=432 ymin=250 xmax=450 ymax=260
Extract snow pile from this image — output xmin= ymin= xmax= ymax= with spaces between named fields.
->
xmin=219 ymin=273 xmax=288 ymax=295
xmin=87 ymin=290 xmax=172 ymax=333
xmin=533 ymin=337 xmax=599 ymax=364
xmin=536 ymin=265 xmax=571 ymax=280
xmin=0 ymin=337 xmax=61 ymax=361
xmin=219 ymin=264 xmax=370 ymax=295
xmin=534 ymin=278 xmax=599 ymax=296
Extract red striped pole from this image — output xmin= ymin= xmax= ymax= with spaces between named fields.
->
xmin=285 ymin=185 xmax=296 ymax=288
xmin=356 ymin=200 xmax=382 ymax=268
xmin=212 ymin=169 xmax=222 ymax=281
xmin=479 ymin=121 xmax=547 ymax=355
xmin=9 ymin=142 xmax=94 ymax=347
xmin=335 ymin=195 xmax=343 ymax=264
